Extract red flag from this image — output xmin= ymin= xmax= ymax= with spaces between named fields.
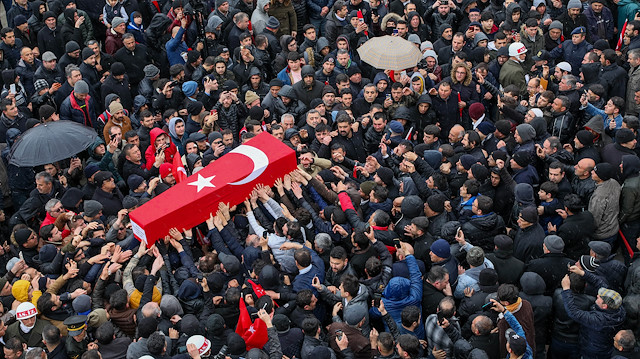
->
xmin=617 ymin=19 xmax=628 ymax=52
xmin=248 ymin=279 xmax=279 ymax=307
xmin=129 ymin=133 xmax=297 ymax=247
xmin=236 ymin=298 xmax=268 ymax=350
xmin=357 ymin=11 xmax=368 ymax=37
xmin=172 ymin=152 xmax=187 ymax=183
xmin=619 ymin=229 xmax=635 ymax=259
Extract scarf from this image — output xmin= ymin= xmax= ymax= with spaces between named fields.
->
xmin=505 ymin=297 xmax=522 ymax=313
xmin=20 ymin=321 xmax=35 ymax=333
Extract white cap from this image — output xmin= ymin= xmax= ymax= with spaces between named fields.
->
xmin=556 ymin=61 xmax=572 ymax=73
xmin=16 ymin=302 xmax=37 ymax=320
xmin=508 ymin=42 xmax=527 ymax=57
xmin=530 ymin=108 xmax=543 ymax=118
xmin=187 ymin=335 xmax=211 ymax=355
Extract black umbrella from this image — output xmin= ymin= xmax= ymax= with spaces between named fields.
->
xmin=9 ymin=120 xmax=98 ymax=167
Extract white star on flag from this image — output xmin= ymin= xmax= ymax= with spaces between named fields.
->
xmin=188 ymin=174 xmax=216 ymax=192
xmin=248 ymin=325 xmax=256 ymax=334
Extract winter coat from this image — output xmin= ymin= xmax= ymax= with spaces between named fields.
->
xmin=59 ymin=92 xmax=98 ymax=128
xmin=114 ymin=44 xmax=150 ymax=87
xmin=486 ymin=249 xmax=525 ymax=285
xmin=513 ymin=223 xmax=545 ymax=263
xmin=620 ymin=156 xmax=640 ymax=224
xmin=454 ymin=259 xmax=494 ymax=299
xmin=461 ymin=213 xmax=506 ymax=252
xmin=550 ymin=39 xmax=593 ymax=76
xmin=144 ymin=128 xmax=178 ymax=170
xmin=526 ymin=253 xmax=574 ymax=295
xmin=561 ymin=289 xmax=626 ymax=359
xmin=623 ymin=266 xmax=640 ymax=335
xmin=499 ymin=59 xmax=527 ymax=96
xmin=370 ymin=255 xmax=422 ymax=328
xmin=584 ymin=6 xmax=614 ymax=43
xmin=105 ymin=28 xmax=124 ymax=55
xmin=596 ymin=255 xmax=627 ymax=293
xmin=552 ymin=287 xmax=595 ymax=344
xmin=101 ymin=75 xmax=133 ymax=111
xmin=626 ymin=65 xmax=640 ymax=115
xmin=600 ymin=63 xmax=628 ymax=101
xmin=588 ymin=179 xmax=621 ymax=239
xmin=519 ymin=272 xmax=552 ymax=358
xmin=602 ymin=142 xmax=638 ymax=171
xmin=548 ymin=109 xmax=575 ymax=144
xmin=269 ymin=1 xmax=297 ymax=36
xmin=498 ymin=300 xmax=536 ymax=358
xmin=325 ymin=11 xmax=347 ymax=47
xmin=556 ymin=211 xmax=596 ymax=260
xmin=37 ymin=26 xmax=65 ymax=58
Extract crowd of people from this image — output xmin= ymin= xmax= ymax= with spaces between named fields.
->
xmin=1 ymin=0 xmax=640 ymax=358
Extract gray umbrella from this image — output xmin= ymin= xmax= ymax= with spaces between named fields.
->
xmin=9 ymin=120 xmax=98 ymax=167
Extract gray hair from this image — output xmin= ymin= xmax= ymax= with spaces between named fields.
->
xmin=35 ymin=171 xmax=53 ymax=184
xmin=65 ymin=64 xmax=80 ymax=79
xmin=564 ymin=75 xmax=577 ymax=89
xmin=281 ymin=113 xmax=294 ymax=123
xmin=24 ymin=348 xmax=44 ymax=359
xmin=314 ymin=233 xmax=332 ymax=251
xmin=45 ymin=198 xmax=61 ymax=212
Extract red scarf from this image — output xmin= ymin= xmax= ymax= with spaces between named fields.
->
xmin=69 ymin=91 xmax=92 ymax=127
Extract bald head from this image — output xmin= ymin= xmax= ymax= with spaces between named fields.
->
xmin=575 ymin=158 xmax=595 ymax=178
xmin=472 ymin=315 xmax=493 ymax=336
xmin=141 ymin=302 xmax=161 ymax=318
xmin=20 ymin=47 xmax=33 ymax=63
xmin=449 ymin=125 xmax=465 ymax=143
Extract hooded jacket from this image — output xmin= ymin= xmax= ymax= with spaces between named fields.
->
xmin=144 ymin=128 xmax=178 ymax=170
xmin=519 ymin=272 xmax=552 ymax=357
xmin=370 ymin=255 xmax=422 ymax=328
xmin=251 ymin=0 xmax=271 ymax=35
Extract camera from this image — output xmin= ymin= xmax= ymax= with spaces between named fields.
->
xmin=213 ymin=345 xmax=228 ymax=359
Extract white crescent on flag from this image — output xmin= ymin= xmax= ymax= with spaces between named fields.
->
xmin=228 ymin=145 xmax=269 ymax=185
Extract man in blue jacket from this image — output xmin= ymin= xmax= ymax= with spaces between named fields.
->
xmin=166 ymin=17 xmax=188 ymax=66
xmin=560 ymin=275 xmax=626 ymax=359
xmin=550 ymin=26 xmax=593 ymax=76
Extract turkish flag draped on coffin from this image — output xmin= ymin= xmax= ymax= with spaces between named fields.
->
xmin=129 ymin=132 xmax=297 ymax=247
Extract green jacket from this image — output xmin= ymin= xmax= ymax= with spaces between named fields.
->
xmin=520 ymin=28 xmax=545 ymax=72
xmin=5 ymin=316 xmax=51 ymax=348
xmin=499 ymin=59 xmax=527 ymax=96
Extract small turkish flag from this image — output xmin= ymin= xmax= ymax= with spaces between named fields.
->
xmin=236 ymin=298 xmax=268 ymax=350
xmin=129 ymin=132 xmax=297 ymax=247
xmin=248 ymin=279 xmax=278 ymax=307
xmin=172 ymin=153 xmax=187 ymax=183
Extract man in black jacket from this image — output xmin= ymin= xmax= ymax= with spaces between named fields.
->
xmin=599 ymin=49 xmax=628 ymax=101
xmin=331 ymin=114 xmax=367 ymax=163
xmin=461 ymin=195 xmax=506 ymax=251
xmin=100 ymin=62 xmax=132 ymax=111
xmin=91 ymin=171 xmax=123 ymax=218
xmin=486 ymin=235 xmax=525 ymax=285
xmin=526 ymin=235 xmax=574 ymax=295
xmin=431 ymin=81 xmax=460 ymax=138
xmin=114 ymin=34 xmax=151 ymax=91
